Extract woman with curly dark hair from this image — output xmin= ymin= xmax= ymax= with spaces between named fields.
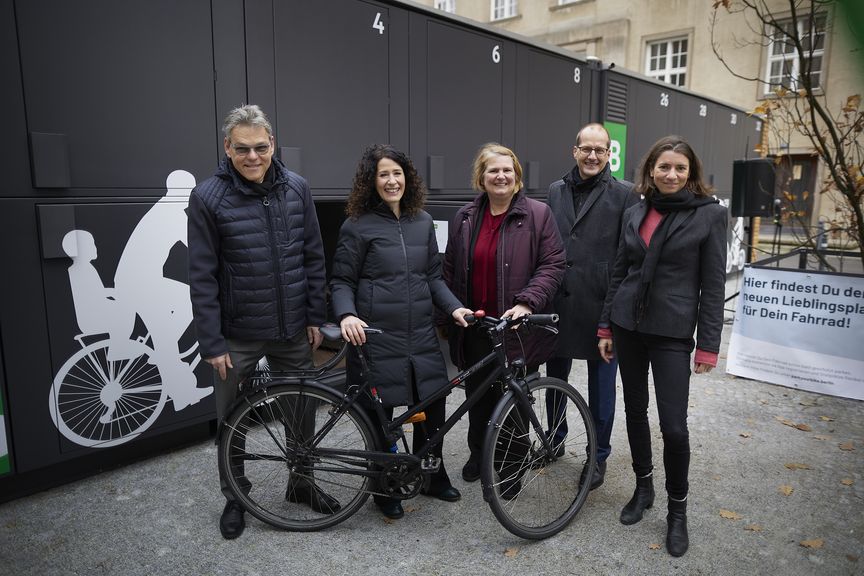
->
xmin=330 ymin=144 xmax=473 ymax=520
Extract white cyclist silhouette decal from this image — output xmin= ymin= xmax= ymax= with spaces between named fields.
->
xmin=49 ymin=170 xmax=213 ymax=448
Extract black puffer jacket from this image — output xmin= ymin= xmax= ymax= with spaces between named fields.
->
xmin=330 ymin=205 xmax=463 ymax=407
xmin=188 ymin=157 xmax=326 ymax=358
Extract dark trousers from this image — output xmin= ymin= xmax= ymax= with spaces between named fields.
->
xmin=217 ymin=333 xmax=315 ymax=502
xmin=545 ymin=356 xmax=618 ymax=462
xmin=360 ymin=393 xmax=452 ymax=500
xmin=463 ymin=327 xmax=537 ymax=465
xmin=612 ymin=324 xmax=694 ymax=500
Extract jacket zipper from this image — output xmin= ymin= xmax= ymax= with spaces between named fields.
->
xmin=263 ymin=193 xmax=287 ymax=339
xmin=397 ymin=216 xmax=411 ymax=347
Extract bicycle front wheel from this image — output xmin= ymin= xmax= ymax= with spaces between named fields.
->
xmin=482 ymin=376 xmax=597 ymax=540
xmin=218 ymin=382 xmax=377 ymax=531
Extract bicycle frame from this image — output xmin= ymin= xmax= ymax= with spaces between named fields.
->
xmin=288 ymin=315 xmax=560 ymax=483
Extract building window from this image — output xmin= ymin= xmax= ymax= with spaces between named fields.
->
xmin=764 ymin=13 xmax=826 ymax=94
xmin=435 ymin=0 xmax=456 ymax=13
xmin=491 ymin=0 xmax=517 ymax=21
xmin=645 ymin=37 xmax=688 ymax=87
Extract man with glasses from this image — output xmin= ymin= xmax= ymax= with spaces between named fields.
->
xmin=544 ymin=123 xmax=637 ymax=491
xmin=188 ymin=104 xmax=337 ymax=539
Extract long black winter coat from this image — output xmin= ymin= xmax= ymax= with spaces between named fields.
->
xmin=547 ymin=164 xmax=637 ymax=359
xmin=330 ymin=204 xmax=463 ymax=407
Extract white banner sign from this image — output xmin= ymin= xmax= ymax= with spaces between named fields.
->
xmin=727 ymin=266 xmax=864 ymax=400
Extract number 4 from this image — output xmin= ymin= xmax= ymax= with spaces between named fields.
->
xmin=373 ymin=12 xmax=385 ymax=35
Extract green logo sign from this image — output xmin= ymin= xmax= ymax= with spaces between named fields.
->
xmin=604 ymin=121 xmax=627 ymax=180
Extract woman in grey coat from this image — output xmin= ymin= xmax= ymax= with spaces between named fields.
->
xmin=330 ymin=144 xmax=472 ymax=520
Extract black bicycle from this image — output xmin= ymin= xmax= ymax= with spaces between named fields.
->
xmin=217 ymin=312 xmax=597 ymax=539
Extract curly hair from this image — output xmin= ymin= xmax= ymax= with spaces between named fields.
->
xmin=635 ymin=135 xmax=714 ymax=199
xmin=346 ymin=145 xmax=426 ymax=218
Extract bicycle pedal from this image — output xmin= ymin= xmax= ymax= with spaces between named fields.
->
xmin=421 ymin=456 xmax=441 ymax=472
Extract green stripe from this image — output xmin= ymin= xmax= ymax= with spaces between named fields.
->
xmin=0 ymin=454 xmax=9 ymax=476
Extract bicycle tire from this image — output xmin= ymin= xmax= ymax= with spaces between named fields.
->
xmin=481 ymin=376 xmax=597 ymax=540
xmin=218 ymin=381 xmax=377 ymax=531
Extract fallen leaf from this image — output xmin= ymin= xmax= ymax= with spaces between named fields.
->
xmin=758 ymin=399 xmax=768 ymax=405
xmin=744 ymin=524 xmax=763 ymax=532
xmin=712 ymin=475 xmax=722 ymax=481
xmin=704 ymin=388 xmax=714 ymax=395
xmin=839 ymin=442 xmax=855 ymax=451
xmin=795 ymin=423 xmax=812 ymax=432
xmin=841 ymin=478 xmax=854 ymax=486
xmin=383 ymin=517 xmax=395 ymax=525
xmin=799 ymin=399 xmax=818 ymax=407
xmin=740 ymin=432 xmax=752 ymax=438
xmin=775 ymin=416 xmax=796 ymax=427
xmin=649 ymin=543 xmax=662 ymax=550
xmin=779 ymin=485 xmax=794 ymax=496
xmin=785 ymin=463 xmax=812 ymax=470
xmin=813 ymin=435 xmax=830 ymax=441
xmin=720 ymin=509 xmax=743 ymax=520
xmin=504 ymin=547 xmax=518 ymax=558
xmin=403 ymin=504 xmax=418 ymax=513
xmin=847 ymin=554 xmax=859 ymax=562
xmin=800 ymin=538 xmax=824 ymax=549
xmin=819 ymin=416 xmax=835 ymax=422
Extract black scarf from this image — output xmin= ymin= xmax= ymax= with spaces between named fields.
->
xmin=565 ymin=164 xmax=605 ymax=219
xmin=635 ymin=189 xmax=719 ymax=323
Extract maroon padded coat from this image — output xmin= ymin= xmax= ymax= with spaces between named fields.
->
xmin=442 ymin=190 xmax=565 ymax=369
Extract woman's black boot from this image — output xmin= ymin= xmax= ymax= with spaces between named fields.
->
xmin=619 ymin=474 xmax=655 ymax=525
xmin=666 ymin=497 xmax=689 ymax=557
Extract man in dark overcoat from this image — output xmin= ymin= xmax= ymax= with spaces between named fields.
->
xmin=544 ymin=123 xmax=638 ymax=490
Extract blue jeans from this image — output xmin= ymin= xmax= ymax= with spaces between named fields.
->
xmin=545 ymin=356 xmax=618 ymax=463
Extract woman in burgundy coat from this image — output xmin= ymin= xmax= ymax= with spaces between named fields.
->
xmin=442 ymin=142 xmax=565 ymax=485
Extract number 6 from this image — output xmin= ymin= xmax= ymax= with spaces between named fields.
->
xmin=492 ymin=45 xmax=501 ymax=64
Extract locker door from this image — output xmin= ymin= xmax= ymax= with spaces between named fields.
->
xmin=16 ymin=0 xmax=217 ymax=191
xmin=413 ymin=18 xmax=515 ymax=195
xmin=269 ymin=0 xmax=405 ymax=191
xmin=516 ymin=47 xmax=591 ymax=194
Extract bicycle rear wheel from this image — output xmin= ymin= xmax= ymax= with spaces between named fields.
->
xmin=218 ymin=382 xmax=377 ymax=531
xmin=482 ymin=376 xmax=596 ymax=539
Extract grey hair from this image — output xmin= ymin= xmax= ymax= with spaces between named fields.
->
xmin=221 ymin=104 xmax=273 ymax=142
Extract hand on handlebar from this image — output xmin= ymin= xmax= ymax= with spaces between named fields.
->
xmin=340 ymin=315 xmax=368 ymax=346
xmin=502 ymin=304 xmax=532 ymax=321
xmin=451 ymin=307 xmax=474 ymax=327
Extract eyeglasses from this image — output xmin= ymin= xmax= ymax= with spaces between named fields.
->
xmin=231 ymin=143 xmax=272 ymax=157
xmin=576 ymin=146 xmax=609 ymax=157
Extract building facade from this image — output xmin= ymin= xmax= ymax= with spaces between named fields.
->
xmin=419 ymin=0 xmax=864 ymax=248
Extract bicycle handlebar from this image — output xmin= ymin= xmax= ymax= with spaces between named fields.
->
xmin=464 ymin=312 xmax=559 ymax=330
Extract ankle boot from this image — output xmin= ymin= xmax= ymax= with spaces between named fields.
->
xmin=619 ymin=474 xmax=655 ymax=525
xmin=666 ymin=497 xmax=689 ymax=557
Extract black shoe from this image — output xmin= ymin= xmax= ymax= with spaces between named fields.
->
xmin=620 ymin=474 xmax=655 ymax=525
xmin=375 ymin=498 xmax=404 ymax=519
xmin=461 ymin=459 xmax=481 ymax=483
xmin=286 ymin=479 xmax=341 ymax=514
xmin=219 ymin=501 xmax=245 ymax=540
xmin=666 ymin=497 xmax=689 ymax=557
xmin=579 ymin=460 xmax=607 ymax=491
xmin=421 ymin=485 xmax=462 ymax=502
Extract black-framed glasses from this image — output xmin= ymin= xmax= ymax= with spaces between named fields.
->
xmin=576 ymin=146 xmax=609 ymax=157
xmin=231 ymin=143 xmax=272 ymax=157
